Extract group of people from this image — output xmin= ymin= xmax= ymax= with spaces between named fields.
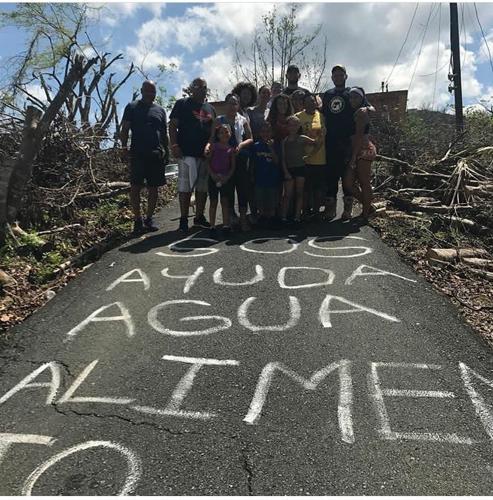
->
xmin=120 ymin=64 xmax=377 ymax=235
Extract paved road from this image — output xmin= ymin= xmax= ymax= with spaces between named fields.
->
xmin=1 ymin=197 xmax=493 ymax=495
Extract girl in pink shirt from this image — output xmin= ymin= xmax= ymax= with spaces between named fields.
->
xmin=208 ymin=124 xmax=236 ymax=233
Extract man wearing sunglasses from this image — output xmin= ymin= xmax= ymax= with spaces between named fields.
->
xmin=169 ymin=78 xmax=216 ymax=232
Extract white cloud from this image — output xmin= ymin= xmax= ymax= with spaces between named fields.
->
xmin=101 ymin=3 xmax=166 ymax=26
xmin=189 ymin=3 xmax=280 ymax=40
xmin=24 ymin=83 xmax=47 ymax=104
xmin=198 ymin=48 xmax=236 ymax=101
xmin=126 ymin=45 xmax=181 ymax=74
xmin=476 ymin=29 xmax=493 ymax=65
xmin=105 ymin=2 xmax=493 ymax=110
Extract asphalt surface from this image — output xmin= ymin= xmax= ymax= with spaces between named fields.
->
xmin=1 ymin=196 xmax=493 ymax=495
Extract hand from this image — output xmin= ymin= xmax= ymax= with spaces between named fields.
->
xmin=204 ymin=144 xmax=212 ymax=158
xmin=234 ymin=145 xmax=241 ymax=155
xmin=171 ymin=144 xmax=183 ymax=158
xmin=284 ymin=172 xmax=292 ymax=181
xmin=267 ymin=139 xmax=274 ymax=147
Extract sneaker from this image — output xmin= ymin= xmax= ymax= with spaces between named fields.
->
xmin=143 ymin=216 xmax=159 ymax=232
xmin=209 ymin=227 xmax=218 ymax=238
xmin=178 ymin=216 xmax=189 ymax=232
xmin=221 ymin=226 xmax=231 ymax=237
xmin=323 ymin=198 xmax=337 ymax=220
xmin=132 ymin=218 xmax=144 ymax=235
xmin=193 ymin=214 xmax=211 ymax=228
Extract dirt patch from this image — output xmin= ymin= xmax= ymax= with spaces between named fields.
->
xmin=370 ymin=207 xmax=493 ymax=348
xmin=0 ymin=182 xmax=176 ymax=345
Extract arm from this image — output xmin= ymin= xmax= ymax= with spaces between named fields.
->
xmin=282 ymin=139 xmax=291 ymax=180
xmin=207 ymin=147 xmax=219 ymax=183
xmin=205 ymin=117 xmax=220 ymax=157
xmin=168 ymin=100 xmax=182 ymax=158
xmin=350 ymin=108 xmax=368 ymax=167
xmin=120 ymin=120 xmax=131 ymax=161
xmin=160 ymin=111 xmax=169 ymax=165
xmin=363 ymin=97 xmax=376 ymax=114
xmin=120 ymin=103 xmax=132 ymax=161
xmin=237 ymin=119 xmax=253 ymax=153
xmin=169 ymin=118 xmax=182 ymax=158
xmin=301 ymin=134 xmax=316 ymax=145
xmin=224 ymin=151 xmax=236 ymax=182
xmin=268 ymin=140 xmax=279 ymax=165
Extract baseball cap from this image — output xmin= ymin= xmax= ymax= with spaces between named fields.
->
xmin=331 ymin=64 xmax=347 ymax=74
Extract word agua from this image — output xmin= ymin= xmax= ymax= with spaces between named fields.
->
xmin=66 ymin=263 xmax=416 ymax=340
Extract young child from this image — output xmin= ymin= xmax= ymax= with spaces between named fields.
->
xmin=281 ymin=115 xmax=319 ymax=224
xmin=250 ymin=122 xmax=280 ymax=227
xmin=207 ymin=124 xmax=236 ymax=235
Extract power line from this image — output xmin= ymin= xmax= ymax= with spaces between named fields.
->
xmin=473 ymin=2 xmax=493 ymax=74
xmin=409 ymin=3 xmax=434 ymax=92
xmin=432 ymin=3 xmax=442 ymax=109
xmin=385 ymin=3 xmax=419 ymax=86
xmin=418 ymin=61 xmax=449 ymax=78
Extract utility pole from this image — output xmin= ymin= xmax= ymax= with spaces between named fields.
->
xmin=449 ymin=3 xmax=464 ymax=132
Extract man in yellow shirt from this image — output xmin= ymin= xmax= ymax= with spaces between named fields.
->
xmin=295 ymin=93 xmax=326 ymax=219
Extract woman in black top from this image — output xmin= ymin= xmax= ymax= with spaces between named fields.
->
xmin=341 ymin=87 xmax=377 ymax=221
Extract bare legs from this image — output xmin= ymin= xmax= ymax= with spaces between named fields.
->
xmin=282 ymin=177 xmax=305 ymax=221
xmin=342 ymin=159 xmax=373 ymax=218
xmin=209 ymin=196 xmax=230 ymax=229
xmin=130 ymin=185 xmax=159 ymax=220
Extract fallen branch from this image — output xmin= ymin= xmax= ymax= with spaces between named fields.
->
xmin=76 ymin=186 xmax=129 ymax=201
xmin=37 ymin=223 xmax=82 ymax=235
xmin=438 ymin=215 xmax=490 ymax=235
xmin=466 ymin=268 xmax=493 ymax=282
xmin=427 ymin=247 xmax=490 ymax=262
xmin=375 ymin=154 xmax=413 ymax=170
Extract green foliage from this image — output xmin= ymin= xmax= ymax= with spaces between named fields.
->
xmin=0 ymin=3 xmax=100 ymax=71
xmin=464 ymin=110 xmax=493 ymax=149
xmin=19 ymin=231 xmax=45 ymax=249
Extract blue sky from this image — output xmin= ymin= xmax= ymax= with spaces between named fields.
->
xmin=1 ymin=2 xmax=492 ymax=114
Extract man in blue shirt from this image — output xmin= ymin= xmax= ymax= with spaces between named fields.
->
xmin=121 ymin=80 xmax=169 ymax=233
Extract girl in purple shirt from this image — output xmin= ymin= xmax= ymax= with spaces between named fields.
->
xmin=207 ymin=124 xmax=236 ymax=233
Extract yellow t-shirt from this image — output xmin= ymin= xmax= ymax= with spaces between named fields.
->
xmin=295 ymin=110 xmax=326 ymax=165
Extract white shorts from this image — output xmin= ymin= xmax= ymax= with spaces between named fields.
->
xmin=177 ymin=157 xmax=209 ymax=193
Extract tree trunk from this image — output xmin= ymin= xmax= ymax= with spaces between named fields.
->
xmin=0 ymin=54 xmax=97 ymax=246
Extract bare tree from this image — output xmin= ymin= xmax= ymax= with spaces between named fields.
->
xmin=233 ymin=5 xmax=329 ymax=92
xmin=0 ymin=3 xmax=137 ymax=244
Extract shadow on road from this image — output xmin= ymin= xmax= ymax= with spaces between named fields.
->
xmin=119 ymin=216 xmax=367 ymax=255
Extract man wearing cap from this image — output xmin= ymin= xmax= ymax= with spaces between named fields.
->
xmin=283 ymin=65 xmax=310 ymax=96
xmin=322 ymin=64 xmax=373 ymax=220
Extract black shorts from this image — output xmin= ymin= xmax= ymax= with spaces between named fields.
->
xmin=326 ymin=143 xmax=351 ymax=177
xmin=305 ymin=165 xmax=327 ymax=189
xmin=208 ymin=177 xmax=233 ymax=201
xmin=286 ymin=166 xmax=306 ymax=179
xmin=130 ymin=151 xmax=167 ymax=187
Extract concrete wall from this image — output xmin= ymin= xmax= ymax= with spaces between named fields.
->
xmin=366 ymin=90 xmax=408 ymax=123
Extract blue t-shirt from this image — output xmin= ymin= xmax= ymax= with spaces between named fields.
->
xmin=251 ymin=141 xmax=280 ymax=188
xmin=122 ymin=100 xmax=167 ymax=154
